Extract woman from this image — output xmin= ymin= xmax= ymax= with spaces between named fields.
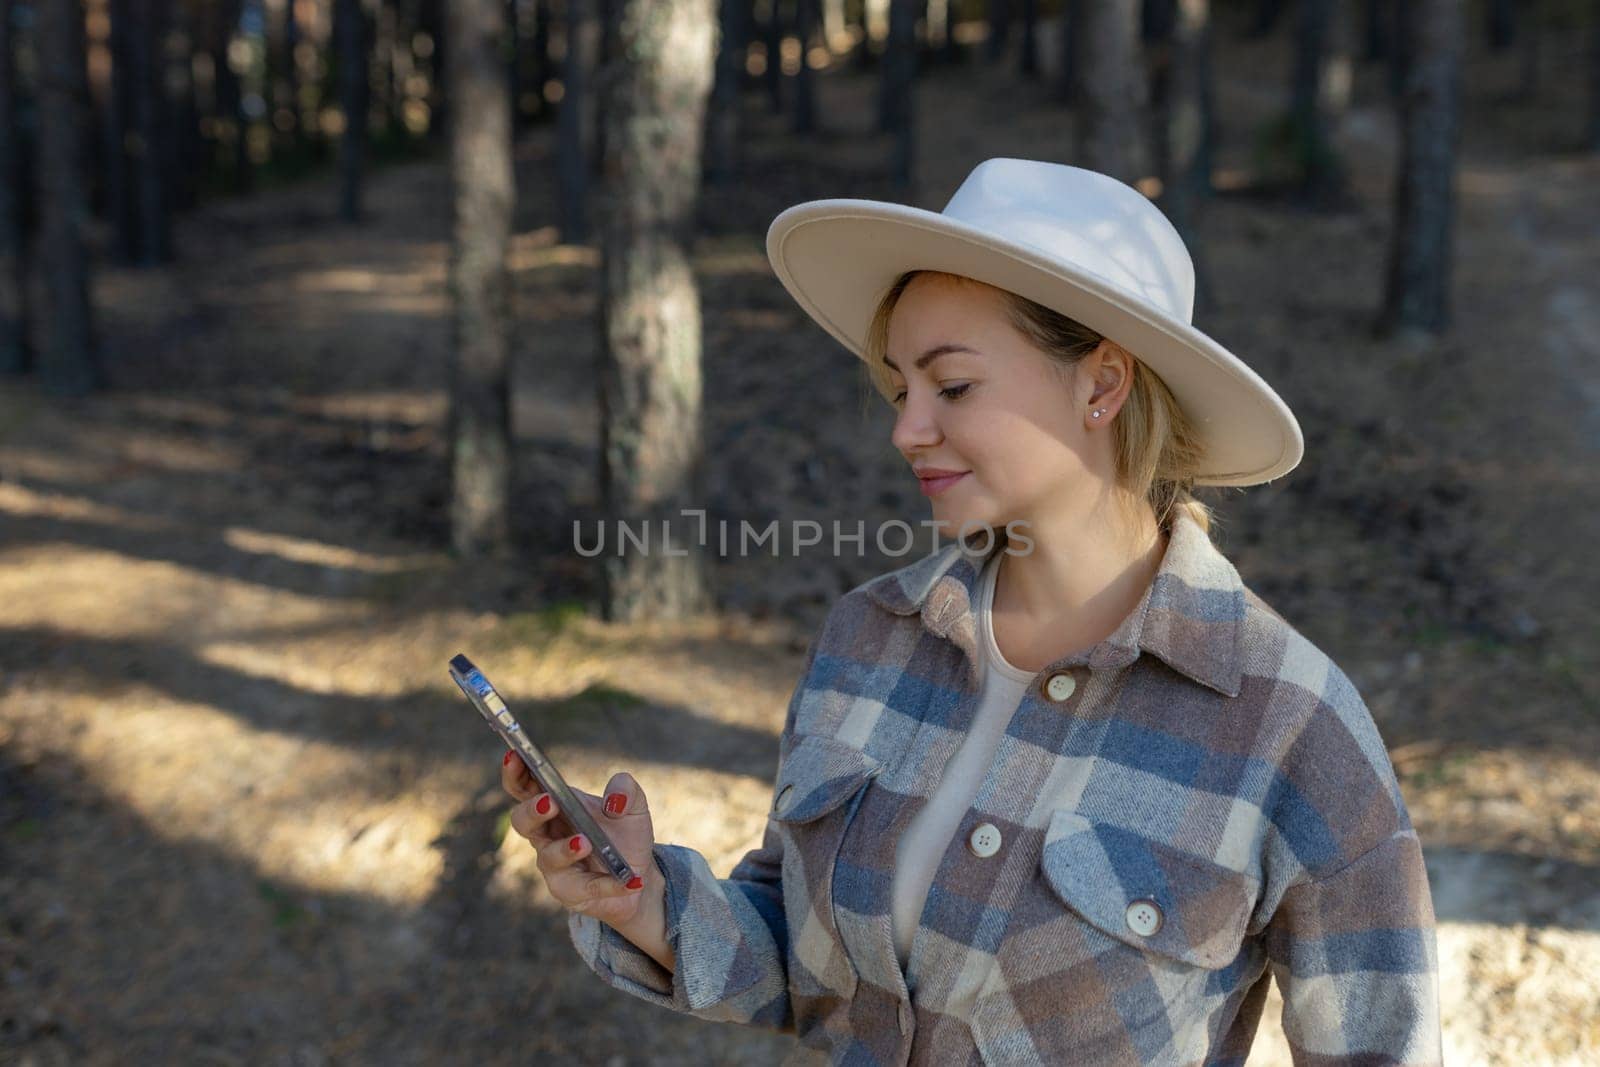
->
xmin=501 ymin=159 xmax=1442 ymax=1065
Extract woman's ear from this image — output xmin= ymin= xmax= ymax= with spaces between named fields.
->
xmin=1087 ymin=340 xmax=1135 ymax=401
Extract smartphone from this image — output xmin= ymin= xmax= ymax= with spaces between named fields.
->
xmin=449 ymin=653 xmax=638 ymax=886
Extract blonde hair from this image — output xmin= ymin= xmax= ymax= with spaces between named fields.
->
xmin=862 ymin=269 xmax=1220 ymax=542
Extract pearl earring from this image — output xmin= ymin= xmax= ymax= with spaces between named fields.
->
xmin=1091 ymin=408 xmax=1106 ymax=419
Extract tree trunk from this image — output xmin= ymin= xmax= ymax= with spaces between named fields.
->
xmin=1589 ymin=0 xmax=1600 ymax=153
xmin=1149 ymin=0 xmax=1216 ymax=309
xmin=763 ymin=0 xmax=786 ymax=108
xmin=0 ymin=0 xmax=28 ymax=375
xmin=421 ymin=0 xmax=450 ymax=143
xmin=83 ymin=0 xmax=110 ymax=221
xmin=1387 ymin=0 xmax=1410 ymax=97
xmin=1248 ymin=0 xmax=1289 ymax=37
xmin=591 ymin=0 xmax=616 ymax=178
xmin=446 ymin=0 xmax=515 ymax=558
xmin=1018 ymin=0 xmax=1039 ymax=76
xmin=1076 ymin=0 xmax=1140 ymax=182
xmin=130 ymin=0 xmax=171 ymax=263
xmin=987 ymin=0 xmax=1011 ymax=62
xmin=705 ymin=0 xmax=749 ymax=184
xmin=372 ymin=0 xmax=399 ymax=138
xmin=336 ymin=0 xmax=370 ymax=220
xmin=556 ymin=0 xmax=598 ymax=244
xmin=34 ymin=0 xmax=98 ymax=394
xmin=506 ymin=0 xmax=521 ymax=130
xmin=793 ymin=0 xmax=817 ymax=133
xmin=1057 ymin=0 xmax=1084 ymax=103
xmin=167 ymin=3 xmax=201 ymax=212
xmin=282 ymin=0 xmax=304 ymax=148
xmin=531 ymin=0 xmax=552 ymax=121
xmin=1141 ymin=0 xmax=1169 ymax=42
xmin=212 ymin=0 xmax=251 ymax=194
xmin=1361 ymin=0 xmax=1387 ymax=60
xmin=596 ymin=0 xmax=716 ymax=622
xmin=1486 ymin=0 xmax=1515 ymax=51
xmin=882 ymin=0 xmax=917 ymax=187
xmin=1516 ymin=0 xmax=1541 ymax=100
xmin=104 ymin=0 xmax=136 ymax=260
xmin=941 ymin=0 xmax=963 ymax=62
xmin=1291 ymin=0 xmax=1350 ymax=205
xmin=1378 ymin=0 xmax=1462 ymax=336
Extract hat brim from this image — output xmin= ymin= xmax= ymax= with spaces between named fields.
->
xmin=766 ymin=199 xmax=1304 ymax=488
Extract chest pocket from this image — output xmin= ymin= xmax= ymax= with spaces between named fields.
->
xmin=768 ymin=732 xmax=883 ymax=1009
xmin=1041 ymin=808 xmax=1259 ymax=970
xmin=771 ymin=731 xmax=883 ymax=823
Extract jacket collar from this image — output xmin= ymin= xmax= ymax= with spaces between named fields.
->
xmin=863 ymin=511 xmax=1245 ymax=698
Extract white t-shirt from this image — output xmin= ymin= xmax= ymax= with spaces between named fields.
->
xmin=890 ymin=546 xmax=1034 ymax=972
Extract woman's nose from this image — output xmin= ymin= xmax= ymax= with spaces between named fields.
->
xmin=890 ymin=395 xmax=941 ymax=455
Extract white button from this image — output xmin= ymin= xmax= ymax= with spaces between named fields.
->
xmin=967 ymin=822 xmax=1002 ymax=858
xmin=898 ymin=1001 xmax=913 ymax=1034
xmin=1125 ymin=899 xmax=1164 ymax=937
xmin=774 ymin=784 xmax=794 ymax=813
xmin=1045 ymin=672 xmax=1077 ymax=702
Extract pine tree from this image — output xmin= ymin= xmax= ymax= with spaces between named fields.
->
xmin=34 ymin=0 xmax=98 ymax=393
xmin=447 ymin=0 xmax=517 ymax=556
xmin=596 ymin=0 xmax=717 ymax=621
xmin=1378 ymin=0 xmax=1463 ymax=335
xmin=1077 ymin=0 xmax=1141 ymax=182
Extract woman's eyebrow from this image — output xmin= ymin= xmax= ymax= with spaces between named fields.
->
xmin=882 ymin=343 xmax=981 ymax=372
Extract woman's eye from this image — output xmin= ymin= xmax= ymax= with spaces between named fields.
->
xmin=891 ymin=383 xmax=970 ymax=405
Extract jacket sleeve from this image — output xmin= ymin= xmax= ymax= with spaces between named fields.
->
xmin=1262 ymin=826 xmax=1442 ymax=1065
xmin=1248 ymin=639 xmax=1446 ymax=1065
xmin=566 ymin=823 xmax=794 ymax=1029
xmin=564 ymin=635 xmax=825 ymax=1031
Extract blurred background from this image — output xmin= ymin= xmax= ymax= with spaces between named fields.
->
xmin=0 ymin=0 xmax=1596 ymax=1063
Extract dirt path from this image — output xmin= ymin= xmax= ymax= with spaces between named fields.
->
xmin=3 ymin=11 xmax=1598 ymax=1065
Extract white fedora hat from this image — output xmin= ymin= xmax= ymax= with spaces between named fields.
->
xmin=764 ymin=157 xmax=1304 ymax=487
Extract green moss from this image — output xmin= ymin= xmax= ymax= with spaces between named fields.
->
xmin=256 ymin=880 xmax=311 ymax=929
xmin=1406 ymin=749 xmax=1477 ymax=791
xmin=564 ymin=683 xmax=644 ymax=714
xmin=507 ymin=684 xmax=647 ymax=750
xmin=494 ymin=600 xmax=590 ymax=648
xmin=1251 ymin=111 xmax=1341 ymax=190
xmin=1412 ymin=620 xmax=1454 ymax=647
xmin=6 ymin=817 xmax=41 ymax=840
xmin=1465 ymin=633 xmax=1508 ymax=655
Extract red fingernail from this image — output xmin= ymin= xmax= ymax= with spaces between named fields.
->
xmin=605 ymin=792 xmax=626 ymax=816
xmin=503 ymin=749 xmax=515 ymax=766
xmin=568 ymin=835 xmax=583 ymax=852
xmin=535 ymin=795 xmax=551 ymax=815
xmin=626 ymin=876 xmax=643 ymax=890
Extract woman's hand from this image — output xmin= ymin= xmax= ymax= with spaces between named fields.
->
xmin=501 ymin=751 xmax=659 ymax=931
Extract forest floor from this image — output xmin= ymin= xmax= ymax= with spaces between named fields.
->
xmin=3 ymin=10 xmax=1599 ymax=1066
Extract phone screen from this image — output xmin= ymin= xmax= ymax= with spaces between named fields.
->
xmin=449 ymin=653 xmax=638 ymax=886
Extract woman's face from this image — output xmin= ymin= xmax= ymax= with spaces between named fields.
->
xmin=884 ymin=273 xmax=1100 ymax=540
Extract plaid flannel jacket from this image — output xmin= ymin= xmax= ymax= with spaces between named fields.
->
xmin=567 ymin=512 xmax=1443 ymax=1065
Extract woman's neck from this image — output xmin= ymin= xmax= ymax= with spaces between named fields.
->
xmin=990 ymin=509 xmax=1168 ymax=665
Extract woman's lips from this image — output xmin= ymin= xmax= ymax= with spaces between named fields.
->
xmin=918 ymin=471 xmax=969 ymax=497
